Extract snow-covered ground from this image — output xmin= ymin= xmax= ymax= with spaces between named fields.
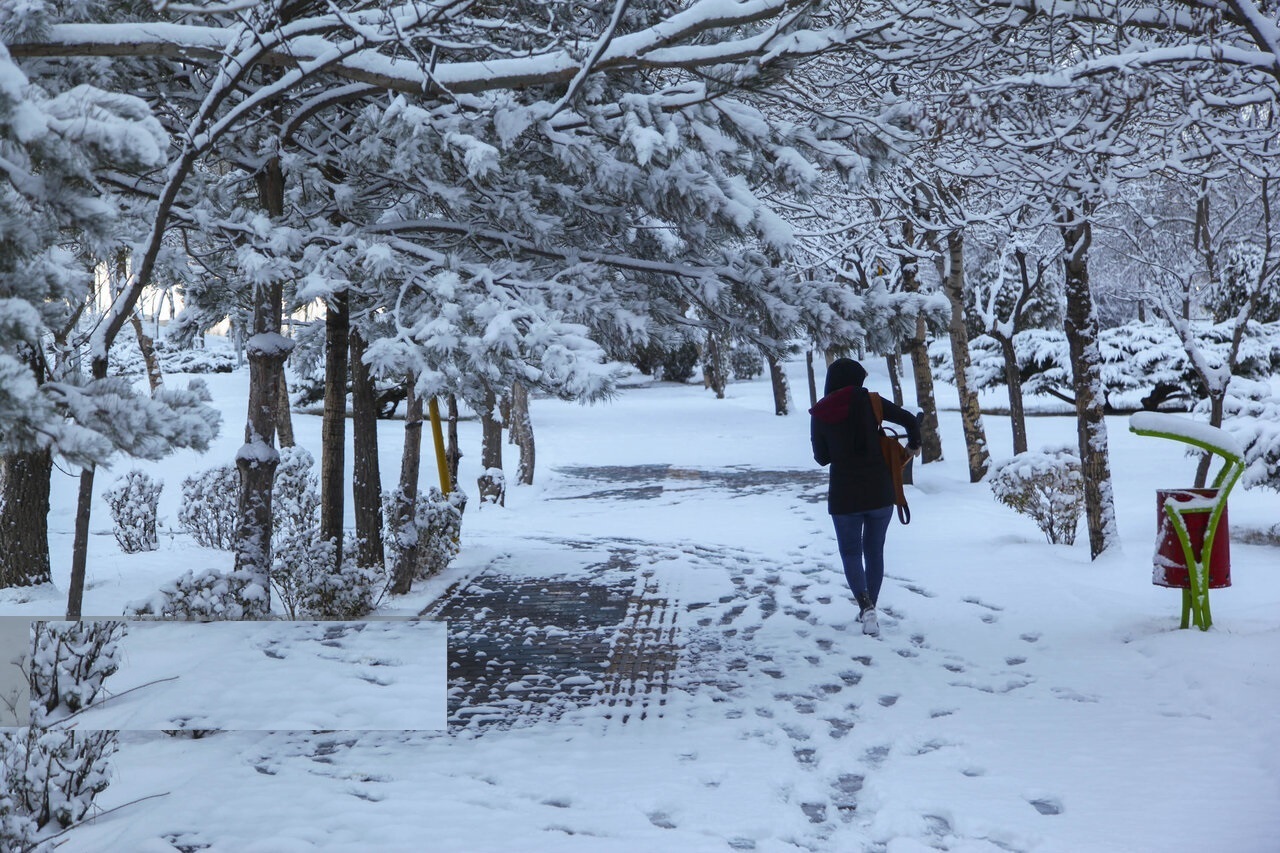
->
xmin=3 ymin=353 xmax=1279 ymax=852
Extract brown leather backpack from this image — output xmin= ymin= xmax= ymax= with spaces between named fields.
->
xmin=869 ymin=392 xmax=912 ymax=524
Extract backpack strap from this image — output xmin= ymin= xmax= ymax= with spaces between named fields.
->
xmin=870 ymin=392 xmax=911 ymax=524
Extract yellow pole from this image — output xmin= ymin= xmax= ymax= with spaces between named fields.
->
xmin=428 ymin=396 xmax=451 ymax=495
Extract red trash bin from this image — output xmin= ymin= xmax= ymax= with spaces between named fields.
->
xmin=1153 ymin=488 xmax=1231 ymax=589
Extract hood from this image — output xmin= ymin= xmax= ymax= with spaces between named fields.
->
xmin=824 ymin=358 xmax=867 ymax=395
xmin=809 ymin=385 xmax=856 ymax=424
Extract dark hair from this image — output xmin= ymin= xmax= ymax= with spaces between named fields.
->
xmin=824 ymin=358 xmax=867 ymax=395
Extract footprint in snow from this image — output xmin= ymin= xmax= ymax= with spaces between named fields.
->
xmin=864 ymin=745 xmax=891 ymax=766
xmin=825 ymin=718 xmax=855 ymax=739
xmin=878 ymin=694 xmax=899 ymax=707
xmin=1051 ymin=686 xmax=1099 ymax=703
xmin=902 ymin=583 xmax=937 ymax=598
xmin=800 ymin=802 xmax=827 ymax=824
xmin=1006 ymin=656 xmax=1027 ymax=666
xmin=963 ymin=596 xmax=1004 ymax=612
xmin=1029 ymin=797 xmax=1063 ymax=816
xmin=1020 ymin=632 xmax=1042 ymax=643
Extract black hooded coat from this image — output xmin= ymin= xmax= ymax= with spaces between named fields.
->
xmin=809 ymin=359 xmax=921 ymax=515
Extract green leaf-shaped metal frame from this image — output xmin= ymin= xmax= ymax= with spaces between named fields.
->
xmin=1129 ymin=418 xmax=1245 ymax=630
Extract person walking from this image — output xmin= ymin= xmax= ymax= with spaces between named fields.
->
xmin=810 ymin=358 xmax=921 ymax=635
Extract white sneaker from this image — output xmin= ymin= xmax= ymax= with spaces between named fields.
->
xmin=861 ymin=608 xmax=880 ymax=636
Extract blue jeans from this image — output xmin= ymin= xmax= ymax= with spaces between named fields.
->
xmin=832 ymin=506 xmax=893 ymax=603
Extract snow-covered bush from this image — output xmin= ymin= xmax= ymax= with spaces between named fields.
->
xmin=178 ymin=464 xmax=239 ymax=549
xmin=1194 ymin=379 xmax=1280 ymax=492
xmin=929 ymin=321 xmax=1280 ymax=411
xmin=1 ymin=727 xmax=116 ymax=852
xmin=730 ymin=346 xmax=764 ymax=380
xmin=384 ymin=487 xmax=466 ymax=581
xmin=659 ymin=341 xmax=700 ymax=383
xmin=102 ymin=470 xmax=162 ymax=553
xmin=269 ymin=447 xmax=386 ymax=619
xmin=270 ymin=538 xmax=338 ymax=620
xmin=273 ymin=446 xmax=319 ymax=540
xmin=28 ymin=621 xmax=125 ymax=721
xmin=1 ymin=622 xmax=124 ymax=850
xmin=108 ymin=336 xmax=237 ymax=378
xmin=989 ymin=447 xmax=1084 ymax=545
xmin=295 ymin=546 xmax=388 ymax=621
xmin=478 ymin=467 xmax=505 ymax=507
xmin=124 ymin=567 xmax=262 ymax=621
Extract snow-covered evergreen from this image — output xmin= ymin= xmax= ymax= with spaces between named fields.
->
xmin=989 ymin=447 xmax=1085 ymax=546
xmin=102 ymin=470 xmax=161 ymax=553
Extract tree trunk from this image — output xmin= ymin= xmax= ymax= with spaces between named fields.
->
xmin=998 ymin=334 xmax=1028 ymax=455
xmin=941 ymin=230 xmax=989 ymax=482
xmin=320 ymin=289 xmax=349 ymax=566
xmin=390 ymin=376 xmax=423 ymax=595
xmin=349 ymin=326 xmax=385 ymax=570
xmin=1 ymin=343 xmax=52 ymax=590
xmin=768 ymin=351 xmax=791 ymax=415
xmin=129 ymin=311 xmax=163 ymax=395
xmin=1060 ymin=212 xmax=1119 ymax=559
xmin=0 ymin=449 xmax=53 ymax=589
xmin=477 ymin=387 xmax=505 ymax=506
xmin=510 ymin=380 xmax=535 ymax=486
xmin=703 ymin=333 xmax=727 ymax=399
xmin=446 ymin=393 xmax=461 ymax=490
xmin=886 ymin=352 xmax=904 ymax=407
xmin=65 ymin=465 xmax=95 ymax=619
xmin=900 ymin=220 xmax=942 ymax=464
xmin=1193 ymin=392 xmax=1226 ymax=488
xmin=228 ymin=153 xmax=293 ymax=617
xmin=805 ymin=350 xmax=817 ymax=408
xmin=276 ymin=370 xmax=295 ymax=449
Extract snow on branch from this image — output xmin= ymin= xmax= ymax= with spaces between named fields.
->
xmin=7 ymin=0 xmax=839 ymax=98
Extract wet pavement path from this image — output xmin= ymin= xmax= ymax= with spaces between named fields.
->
xmin=423 ymin=543 xmax=681 ymax=731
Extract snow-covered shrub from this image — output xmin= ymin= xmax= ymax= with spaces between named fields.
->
xmin=274 ymin=531 xmax=388 ymax=620
xmin=929 ymin=321 xmax=1280 ymax=411
xmin=478 ymin=467 xmax=505 ymax=507
xmin=271 ymin=538 xmax=336 ymax=620
xmin=269 ymin=447 xmax=387 ymax=619
xmin=296 ymin=546 xmax=388 ymax=621
xmin=1194 ymin=379 xmax=1280 ymax=492
xmin=989 ymin=447 xmax=1084 ymax=545
xmin=1 ymin=727 xmax=116 ymax=852
xmin=28 ymin=621 xmax=125 ymax=720
xmin=108 ymin=336 xmax=237 ymax=378
xmin=160 ymin=346 xmax=235 ymax=375
xmin=659 ymin=341 xmax=700 ymax=383
xmin=124 ymin=567 xmax=262 ymax=621
xmin=178 ymin=464 xmax=239 ymax=549
xmin=730 ymin=346 xmax=764 ymax=380
xmin=1 ymin=622 xmax=124 ymax=850
xmin=417 ymin=488 xmax=466 ymax=579
xmin=102 ymin=470 xmax=162 ymax=553
xmin=273 ymin=446 xmax=319 ymax=540
xmin=384 ymin=487 xmax=466 ymax=581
